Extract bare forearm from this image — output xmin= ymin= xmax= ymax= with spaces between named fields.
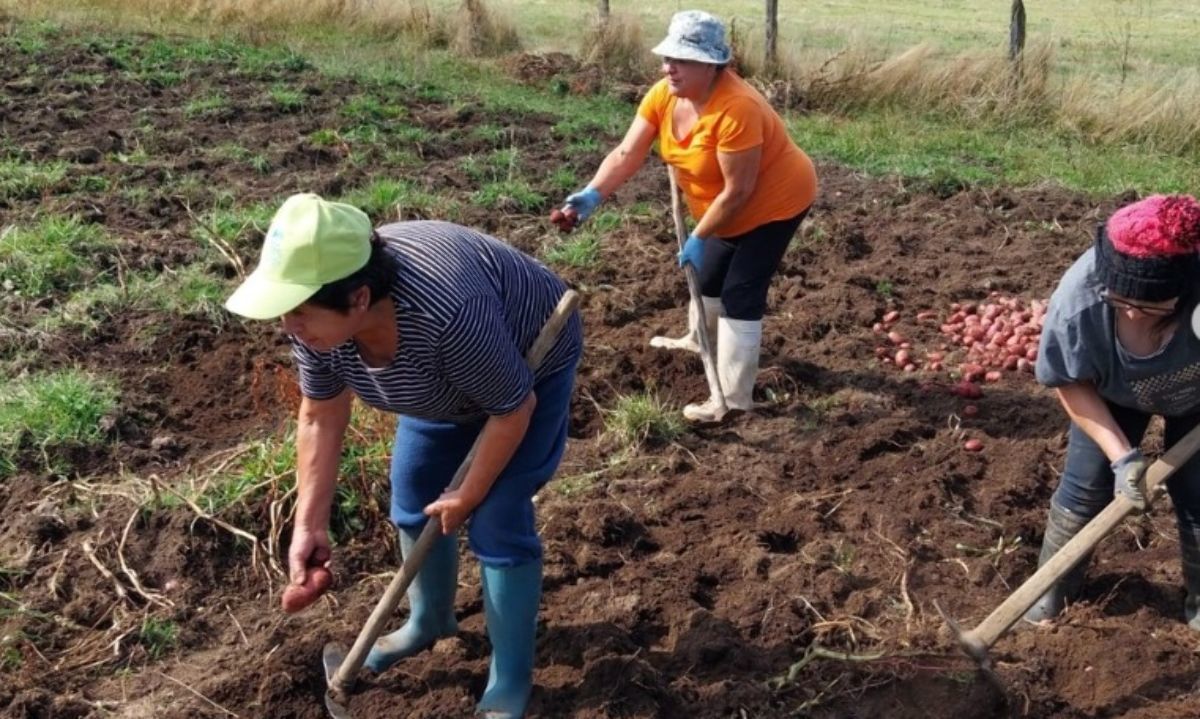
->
xmin=458 ymin=393 xmax=536 ymax=503
xmin=693 ymin=188 xmax=752 ymax=238
xmin=1055 ymin=383 xmax=1132 ymax=462
xmin=295 ymin=395 xmax=351 ymax=531
xmin=589 ymin=145 xmax=648 ymax=197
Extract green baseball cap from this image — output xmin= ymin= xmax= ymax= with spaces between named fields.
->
xmin=225 ymin=193 xmax=373 ymax=320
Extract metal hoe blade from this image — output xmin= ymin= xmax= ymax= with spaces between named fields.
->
xmin=323 ymin=642 xmax=352 ymax=719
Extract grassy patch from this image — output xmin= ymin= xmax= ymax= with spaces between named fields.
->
xmin=471 ymin=180 xmax=544 ymax=213
xmin=0 ymin=157 xmax=69 ymax=201
xmin=791 ymin=107 xmax=1200 ymax=196
xmin=603 ymin=392 xmax=685 ymax=448
xmin=543 ymin=234 xmax=599 ymax=268
xmin=340 ymin=179 xmax=447 ymax=220
xmin=183 ymin=92 xmax=228 ymax=117
xmin=136 ymin=617 xmax=178 ymax=660
xmin=46 ymin=264 xmax=231 ymax=336
xmin=0 ymin=369 xmax=119 ymax=477
xmin=0 ymin=215 xmax=113 ymax=295
xmin=269 ymin=85 xmax=306 ymax=112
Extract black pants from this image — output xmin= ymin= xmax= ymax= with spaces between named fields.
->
xmin=697 ymin=208 xmax=809 ymax=321
xmin=696 ymin=207 xmax=806 ymax=321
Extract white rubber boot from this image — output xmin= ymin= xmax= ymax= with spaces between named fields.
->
xmin=683 ymin=318 xmax=761 ymax=423
xmin=650 ymin=296 xmax=722 ymax=354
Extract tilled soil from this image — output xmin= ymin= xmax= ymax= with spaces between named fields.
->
xmin=3 ymin=25 xmax=1198 ymax=719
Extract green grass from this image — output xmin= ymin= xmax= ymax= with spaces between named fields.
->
xmin=603 ymin=392 xmax=685 ymax=448
xmin=183 ymin=92 xmax=228 ymax=117
xmin=193 ymin=202 xmax=276 ymax=255
xmin=790 ymin=108 xmax=1200 ymax=195
xmin=136 ymin=617 xmax=178 ymax=660
xmin=195 ymin=404 xmax=392 ymax=541
xmin=0 ymin=369 xmax=119 ymax=478
xmin=471 ymin=180 xmax=545 ymax=213
xmin=0 ymin=215 xmax=113 ymax=295
xmin=340 ymin=179 xmax=447 ymax=220
xmin=543 ymin=234 xmax=599 ymax=268
xmin=269 ymin=85 xmax=306 ymax=112
xmin=45 ymin=264 xmax=231 ymax=336
xmin=0 ymin=157 xmax=69 ymax=201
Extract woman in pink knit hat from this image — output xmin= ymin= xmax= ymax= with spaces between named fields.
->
xmin=1026 ymin=194 xmax=1200 ymax=626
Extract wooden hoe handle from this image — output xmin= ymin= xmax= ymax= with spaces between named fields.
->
xmin=958 ymin=421 xmax=1200 ymax=658
xmin=667 ymin=165 xmax=726 ymax=415
xmin=328 ymin=289 xmax=581 ymax=695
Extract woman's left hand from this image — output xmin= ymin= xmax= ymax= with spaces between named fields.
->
xmin=424 ymin=488 xmax=482 ymax=535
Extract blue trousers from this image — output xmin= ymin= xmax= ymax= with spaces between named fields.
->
xmin=389 ymin=362 xmax=576 ymax=567
xmin=1053 ymin=401 xmax=1200 ymax=531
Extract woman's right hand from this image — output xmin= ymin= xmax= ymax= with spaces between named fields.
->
xmin=554 ymin=187 xmax=602 ymax=231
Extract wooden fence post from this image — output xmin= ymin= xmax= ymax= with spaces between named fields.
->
xmin=1009 ymin=0 xmax=1026 ymax=86
xmin=765 ymin=0 xmax=779 ymax=73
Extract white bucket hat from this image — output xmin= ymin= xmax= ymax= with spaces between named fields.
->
xmin=651 ymin=10 xmax=732 ymax=65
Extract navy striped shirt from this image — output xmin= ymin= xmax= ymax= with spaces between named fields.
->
xmin=291 ymin=221 xmax=583 ymax=421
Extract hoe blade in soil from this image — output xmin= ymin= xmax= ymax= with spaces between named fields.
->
xmin=322 ymin=642 xmax=352 ymax=719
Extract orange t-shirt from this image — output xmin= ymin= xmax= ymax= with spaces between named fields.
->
xmin=637 ymin=71 xmax=818 ymax=238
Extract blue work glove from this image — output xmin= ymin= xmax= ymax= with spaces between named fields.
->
xmin=562 ymin=186 xmax=603 ymax=223
xmin=678 ymin=232 xmax=705 ymax=270
xmin=1112 ymin=447 xmax=1150 ymax=512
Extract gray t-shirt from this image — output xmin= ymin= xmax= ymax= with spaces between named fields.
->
xmin=1036 ymin=247 xmax=1200 ymax=416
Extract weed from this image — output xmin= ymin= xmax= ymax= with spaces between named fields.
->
xmin=0 ymin=369 xmax=119 ymax=478
xmin=0 ymin=157 xmax=69 ymax=201
xmin=309 ymin=128 xmax=342 ymax=147
xmin=342 ymin=94 xmax=403 ymax=122
xmin=183 ymin=93 xmax=228 ymax=117
xmin=136 ymin=617 xmax=178 ymax=660
xmin=543 ymin=235 xmax=599 ymax=268
xmin=341 ymin=179 xmax=437 ymax=220
xmin=269 ymin=85 xmax=306 ymax=112
xmin=248 ymin=154 xmax=271 ymax=174
xmin=874 ymin=279 xmax=894 ymax=297
xmin=0 ymin=215 xmax=112 ymax=295
xmin=547 ymin=167 xmax=579 ymax=195
xmin=453 ymin=0 xmax=521 ymax=58
xmin=603 ymin=392 xmax=685 ymax=448
xmin=471 ymin=180 xmax=544 ymax=213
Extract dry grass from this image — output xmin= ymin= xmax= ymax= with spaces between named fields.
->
xmin=579 ymin=11 xmax=653 ymax=81
xmin=452 ymin=0 xmax=520 ymax=58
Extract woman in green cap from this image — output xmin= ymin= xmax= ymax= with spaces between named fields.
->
xmin=226 ymin=193 xmax=583 ymax=719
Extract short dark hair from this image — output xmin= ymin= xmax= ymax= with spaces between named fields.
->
xmin=306 ymin=232 xmax=396 ymax=313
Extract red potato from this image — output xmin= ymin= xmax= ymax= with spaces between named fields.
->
xmin=887 ymin=330 xmax=905 ymax=345
xmin=1003 ymin=355 xmax=1020 ymax=371
xmin=900 ymin=341 xmax=912 ymax=349
xmin=964 ymin=438 xmax=984 ymax=452
xmin=883 ymin=310 xmax=901 ymax=324
xmin=929 ymin=361 xmax=943 ymax=371
xmin=984 ymin=370 xmax=1003 ymax=383
xmin=895 ymin=349 xmax=911 ymax=366
xmin=951 ymin=380 xmax=983 ymax=399
xmin=549 ymin=207 xmax=579 ymax=233
xmin=1017 ymin=358 xmax=1033 ymax=372
xmin=916 ymin=310 xmax=938 ymax=321
xmin=926 ymin=351 xmax=944 ymax=362
xmin=281 ymin=567 xmax=333 ymax=614
xmin=903 ymin=363 xmax=917 ymax=372
xmin=874 ymin=346 xmax=889 ymax=357
xmin=962 ymin=404 xmax=979 ymax=417
xmin=1025 ymin=347 xmax=1038 ymax=361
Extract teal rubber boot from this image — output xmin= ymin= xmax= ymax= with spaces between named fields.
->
xmin=1023 ymin=502 xmax=1093 ymax=623
xmin=476 ymin=560 xmax=542 ymax=719
xmin=1177 ymin=521 xmax=1200 ymax=631
xmin=364 ymin=525 xmax=459 ymax=673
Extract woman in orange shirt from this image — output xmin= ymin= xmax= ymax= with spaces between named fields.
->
xmin=556 ymin=9 xmax=819 ymax=423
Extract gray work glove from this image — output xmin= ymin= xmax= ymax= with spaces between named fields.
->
xmin=1112 ymin=447 xmax=1151 ymax=512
